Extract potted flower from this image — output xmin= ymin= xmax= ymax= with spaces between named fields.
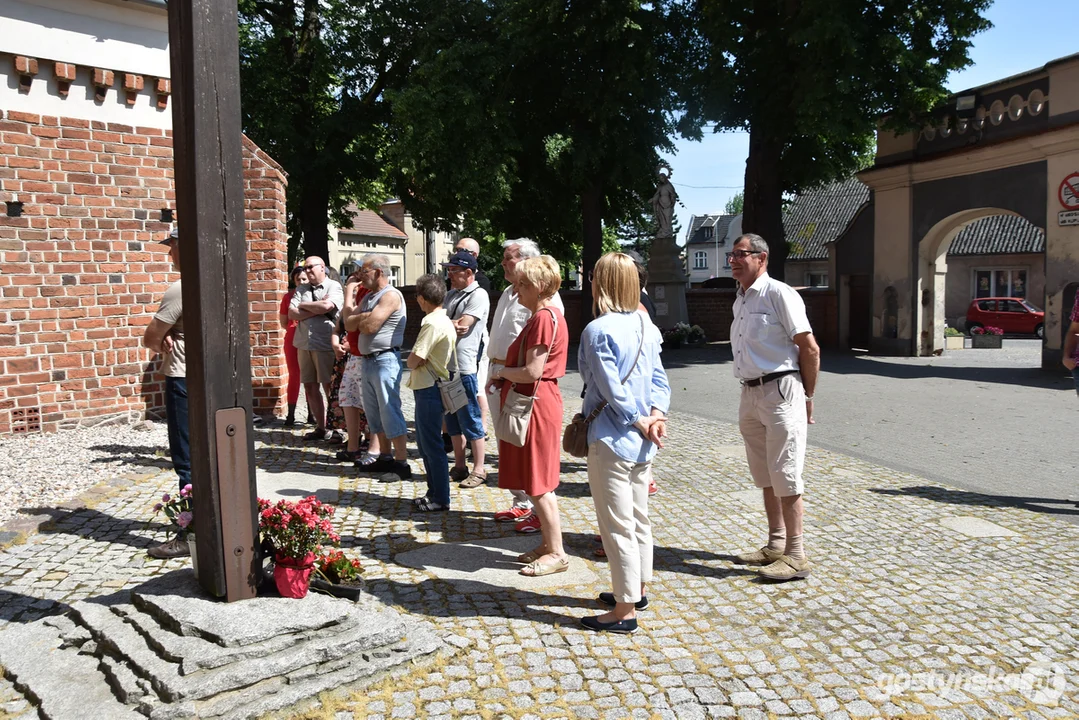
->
xmin=662 ymin=322 xmax=691 ymax=349
xmin=970 ymin=325 xmax=1004 ymax=349
xmin=311 ymin=549 xmax=364 ymax=601
xmin=687 ymin=325 xmax=707 ymax=345
xmin=152 ymin=484 xmax=197 ymax=571
xmin=257 ymin=496 xmax=340 ymax=599
xmin=944 ymin=326 xmax=965 ymax=351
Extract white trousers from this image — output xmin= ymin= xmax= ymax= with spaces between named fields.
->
xmin=488 ymin=367 xmax=531 ymax=509
xmin=738 ymin=373 xmax=806 ymax=498
xmin=587 ymin=440 xmax=653 ymax=604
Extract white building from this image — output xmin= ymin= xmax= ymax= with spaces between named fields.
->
xmin=683 ymin=213 xmax=741 ymax=286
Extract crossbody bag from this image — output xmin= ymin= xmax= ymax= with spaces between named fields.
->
xmin=494 ymin=307 xmax=559 ymax=447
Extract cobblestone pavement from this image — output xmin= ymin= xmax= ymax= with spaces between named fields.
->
xmin=0 ymin=390 xmax=1077 ymax=720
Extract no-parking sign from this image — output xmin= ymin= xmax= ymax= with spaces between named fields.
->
xmin=1059 ymin=173 xmax=1079 ymax=209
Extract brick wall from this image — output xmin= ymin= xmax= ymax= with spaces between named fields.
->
xmin=0 ymin=110 xmax=288 ymax=435
xmin=684 ymin=288 xmax=838 ymax=345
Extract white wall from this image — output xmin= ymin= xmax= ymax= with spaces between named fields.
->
xmin=0 ymin=0 xmax=171 ymax=128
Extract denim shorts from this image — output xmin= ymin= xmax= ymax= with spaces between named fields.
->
xmin=360 ymin=351 xmax=407 ymax=439
xmin=443 ymin=372 xmax=485 ymax=441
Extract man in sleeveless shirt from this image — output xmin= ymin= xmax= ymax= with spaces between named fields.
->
xmin=346 ymin=253 xmax=411 ymax=480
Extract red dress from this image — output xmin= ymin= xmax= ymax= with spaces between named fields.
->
xmin=498 ymin=306 xmax=568 ymax=497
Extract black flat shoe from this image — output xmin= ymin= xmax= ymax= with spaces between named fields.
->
xmin=598 ymin=592 xmax=649 ymax=610
xmin=413 ymin=499 xmax=449 ymax=512
xmin=580 ymin=615 xmax=638 ymax=634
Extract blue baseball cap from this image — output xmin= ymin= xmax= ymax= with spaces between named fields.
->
xmin=442 ymin=250 xmax=478 ymax=271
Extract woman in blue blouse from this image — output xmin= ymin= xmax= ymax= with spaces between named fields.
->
xmin=578 ymin=252 xmax=671 ymax=634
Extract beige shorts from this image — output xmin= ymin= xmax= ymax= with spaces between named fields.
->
xmin=298 ymin=348 xmax=335 ymax=384
xmin=738 ymin=373 xmax=806 ymax=498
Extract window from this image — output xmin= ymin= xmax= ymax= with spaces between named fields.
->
xmin=703 ymin=227 xmax=713 ymax=239
xmin=999 ymin=299 xmax=1027 ymax=313
xmin=974 ymin=268 xmax=1026 ymax=299
xmin=693 ymin=250 xmax=708 ymax=270
xmin=389 ymin=266 xmax=400 ymax=287
xmin=977 ymin=300 xmax=995 ymax=311
xmin=806 ymin=272 xmax=828 ymax=288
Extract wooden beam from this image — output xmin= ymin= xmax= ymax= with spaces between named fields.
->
xmin=167 ymin=0 xmax=259 ymax=600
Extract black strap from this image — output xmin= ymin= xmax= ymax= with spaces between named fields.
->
xmin=584 ymin=314 xmax=645 ymax=424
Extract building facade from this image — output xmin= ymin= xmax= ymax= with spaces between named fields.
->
xmin=0 ymin=0 xmax=289 ymax=435
xmin=683 ymin=213 xmax=740 ymax=286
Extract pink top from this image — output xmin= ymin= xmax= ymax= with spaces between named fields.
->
xmin=1071 ymin=294 xmax=1079 ymax=362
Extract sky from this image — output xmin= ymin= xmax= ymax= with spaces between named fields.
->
xmin=664 ymin=1 xmax=1077 ymax=245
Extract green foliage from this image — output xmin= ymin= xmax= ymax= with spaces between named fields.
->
xmin=238 ymin=0 xmax=432 ymax=262
xmin=681 ymin=0 xmax=991 ymax=278
xmin=388 ymin=0 xmax=685 ymax=272
xmin=724 ymin=192 xmax=743 ymax=216
xmin=944 ymin=326 xmax=964 ymax=337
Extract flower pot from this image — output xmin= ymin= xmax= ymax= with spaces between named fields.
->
xmin=971 ymin=334 xmax=1003 ymax=349
xmin=944 ymin=335 xmax=965 ymax=351
xmin=187 ymin=536 xmax=198 ymax=575
xmin=662 ymin=337 xmax=682 ymax=350
xmin=274 ymin=552 xmax=315 ymax=599
xmin=310 ymin=576 xmax=364 ymax=601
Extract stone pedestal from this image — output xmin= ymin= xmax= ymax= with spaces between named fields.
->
xmin=647 ymin=233 xmax=689 ymax=329
xmin=0 ymin=570 xmax=443 ymax=720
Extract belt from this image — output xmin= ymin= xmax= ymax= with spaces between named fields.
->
xmin=359 ymin=347 xmax=399 ymax=359
xmin=742 ymin=370 xmax=798 ymax=387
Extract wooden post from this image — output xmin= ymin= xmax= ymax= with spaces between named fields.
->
xmin=167 ymin=0 xmax=260 ymax=600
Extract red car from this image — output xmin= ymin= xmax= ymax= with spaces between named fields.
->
xmin=965 ymin=297 xmax=1045 ymax=338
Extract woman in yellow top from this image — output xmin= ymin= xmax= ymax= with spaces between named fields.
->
xmin=406 ymin=274 xmax=458 ymax=512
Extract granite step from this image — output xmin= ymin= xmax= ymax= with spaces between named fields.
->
xmin=0 ymin=622 xmax=143 ymax=720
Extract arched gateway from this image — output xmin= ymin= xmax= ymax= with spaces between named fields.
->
xmin=859 ymin=53 xmax=1079 ymax=368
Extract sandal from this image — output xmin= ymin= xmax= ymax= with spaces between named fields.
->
xmin=459 ymin=471 xmax=487 ymax=489
xmin=449 ymin=466 xmax=469 ymax=482
xmin=519 ymin=557 xmax=569 ymax=577
xmin=516 ymin=548 xmax=545 ymax=564
xmin=414 ymin=499 xmax=449 ymax=513
xmin=412 ymin=495 xmax=430 ymax=506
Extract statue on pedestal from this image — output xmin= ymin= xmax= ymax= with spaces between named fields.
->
xmin=645 ymin=163 xmax=690 ymax=328
xmin=650 ymin=166 xmax=678 ymax=239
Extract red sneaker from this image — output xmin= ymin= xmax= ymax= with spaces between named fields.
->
xmin=494 ymin=506 xmax=533 ymax=523
xmin=515 ymin=514 xmax=542 ymax=534
xmin=648 ymin=479 xmax=658 ymax=496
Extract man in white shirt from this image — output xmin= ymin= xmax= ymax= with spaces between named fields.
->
xmin=487 ymin=238 xmax=564 ymax=532
xmin=729 ymin=233 xmax=820 ymax=581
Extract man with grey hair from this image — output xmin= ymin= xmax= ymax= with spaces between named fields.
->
xmin=346 ymin=253 xmax=411 ymax=480
xmin=487 ymin=238 xmax=565 ymax=532
xmin=289 ymin=255 xmax=344 ymax=441
xmin=728 ymin=233 xmax=820 ymax=581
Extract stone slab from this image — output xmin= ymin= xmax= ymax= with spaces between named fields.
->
xmin=394 ymin=534 xmax=598 ymax=593
xmin=74 ymin=593 xmax=410 ymax=703
xmin=130 ymin=570 xmax=352 ymax=647
xmin=938 ymin=515 xmax=1020 ymax=538
xmin=255 ymin=469 xmax=338 ymax=505
xmin=0 ymin=622 xmax=143 ymax=720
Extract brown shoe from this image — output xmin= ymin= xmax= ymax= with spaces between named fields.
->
xmin=734 ymin=546 xmax=784 ymax=565
xmin=459 ymin=470 xmax=487 ymax=489
xmin=449 ymin=466 xmax=469 ymax=483
xmin=148 ymin=537 xmax=190 ymax=559
xmin=759 ymin=555 xmax=811 ymax=581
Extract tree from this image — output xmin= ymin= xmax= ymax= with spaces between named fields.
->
xmin=724 ymin=191 xmax=743 ymax=216
xmin=681 ymin=0 xmax=991 ymax=280
xmin=389 ymin=0 xmax=686 ymax=326
xmin=237 ymin=0 xmax=431 ymax=264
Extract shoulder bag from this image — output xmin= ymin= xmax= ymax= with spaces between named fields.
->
xmin=562 ymin=314 xmax=645 ymax=458
xmin=494 ymin=308 xmax=558 ymax=447
xmin=437 ymin=293 xmax=470 ymax=415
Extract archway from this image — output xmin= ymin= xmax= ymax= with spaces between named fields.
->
xmin=915 ymin=208 xmax=1036 ymax=355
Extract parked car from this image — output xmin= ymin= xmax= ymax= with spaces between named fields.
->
xmin=965 ymin=297 xmax=1044 ymax=337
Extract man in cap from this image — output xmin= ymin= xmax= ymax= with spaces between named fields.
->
xmin=442 ymin=249 xmax=491 ymax=486
xmin=143 ymin=228 xmax=191 ymax=559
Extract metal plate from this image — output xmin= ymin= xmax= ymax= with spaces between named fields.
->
xmin=215 ymin=407 xmax=258 ymax=601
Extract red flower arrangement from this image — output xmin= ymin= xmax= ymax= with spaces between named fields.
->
xmin=257 ymin=496 xmax=339 ymax=561
xmin=970 ymin=326 xmax=1004 ymax=336
xmin=315 ymin=549 xmax=363 ymax=585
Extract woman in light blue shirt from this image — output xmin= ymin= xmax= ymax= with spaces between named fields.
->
xmin=577 ymin=252 xmax=671 ymax=634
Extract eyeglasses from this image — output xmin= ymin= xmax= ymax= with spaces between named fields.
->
xmin=303 ymin=263 xmax=323 ymax=271
xmin=725 ymin=250 xmax=763 ymax=262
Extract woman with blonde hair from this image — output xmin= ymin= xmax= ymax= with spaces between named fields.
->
xmin=490 ymin=255 xmax=570 ymax=576
xmin=578 ymin=252 xmax=670 ymax=633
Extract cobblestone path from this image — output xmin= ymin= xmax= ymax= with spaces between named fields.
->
xmin=0 ymin=395 xmax=1075 ymax=719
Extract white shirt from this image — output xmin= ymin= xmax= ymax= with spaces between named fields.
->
xmin=731 ymin=273 xmax=812 ymax=380
xmin=487 ymin=286 xmax=565 ymax=363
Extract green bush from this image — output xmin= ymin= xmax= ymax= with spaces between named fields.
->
xmin=944 ymin=327 xmax=963 ymax=337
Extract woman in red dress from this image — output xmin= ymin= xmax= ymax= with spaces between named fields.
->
xmin=278 ymin=265 xmax=306 ymax=426
xmin=490 ymin=255 xmax=570 ymax=577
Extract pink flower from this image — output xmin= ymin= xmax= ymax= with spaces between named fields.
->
xmin=162 ymin=493 xmax=171 ymax=503
xmin=153 ymin=503 xmax=163 ymax=513
xmin=177 ymin=511 xmax=193 ymax=529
